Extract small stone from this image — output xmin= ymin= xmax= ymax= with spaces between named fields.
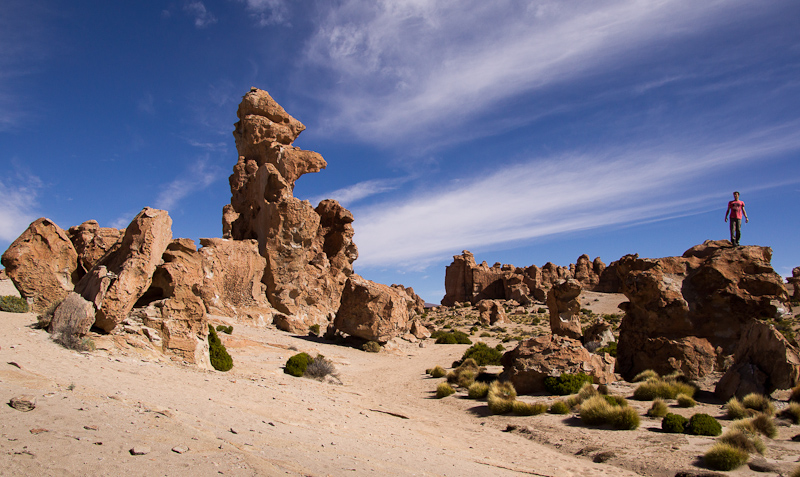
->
xmin=9 ymin=395 xmax=36 ymax=412
xmin=29 ymin=428 xmax=49 ymax=434
xmin=748 ymin=457 xmax=780 ymax=473
xmin=229 ymin=428 xmax=239 ymax=434
xmin=592 ymin=451 xmax=615 ymax=463
xmin=84 ymin=425 xmax=99 ymax=431
xmin=130 ymin=446 xmax=151 ymax=456
xmin=171 ymin=446 xmax=188 ymax=454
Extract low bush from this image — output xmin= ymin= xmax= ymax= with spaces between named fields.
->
xmin=53 ymin=333 xmax=96 ymax=352
xmin=457 ymin=370 xmax=476 ymax=388
xmin=578 ymin=382 xmax=599 ymax=401
xmin=549 ymin=400 xmax=571 ymax=414
xmin=725 ymin=397 xmax=750 ymax=419
xmin=461 ymin=342 xmax=503 ymax=366
xmin=565 ymin=394 xmax=582 ymax=408
xmin=676 ymin=394 xmax=696 ymax=408
xmin=579 ymin=395 xmax=614 ymax=425
xmin=685 ymin=413 xmax=722 ymax=436
xmin=512 ymin=401 xmax=548 ymax=416
xmin=780 ymin=402 xmax=800 ymax=424
xmin=595 ymin=341 xmax=617 ymax=357
xmin=215 ymin=324 xmax=233 ymax=334
xmin=603 ymin=395 xmax=627 ymax=407
xmin=284 ymin=352 xmax=312 ymax=377
xmin=748 ymin=413 xmax=778 ymax=438
xmin=703 ymin=443 xmax=749 ymax=471
xmin=612 ymin=406 xmax=640 ymax=430
xmin=719 ymin=429 xmax=766 ymax=455
xmin=436 ymin=382 xmax=455 ymax=398
xmin=741 ymin=393 xmax=775 ymax=416
xmin=544 ymin=372 xmax=594 ymax=395
xmin=647 ymin=399 xmax=668 ymax=418
xmin=429 ymin=365 xmax=447 ymax=378
xmin=467 ymin=381 xmax=490 ymax=399
xmin=790 ymin=384 xmax=800 ymax=403
xmin=208 ymin=325 xmax=233 ymax=372
xmin=597 ymin=384 xmax=609 ymax=395
xmin=662 ymin=413 xmax=689 ymax=433
xmin=633 ymin=378 xmax=695 ymax=400
xmin=0 ymin=295 xmax=28 ymax=313
xmin=362 ymin=341 xmax=381 ymax=353
xmin=632 ymin=369 xmax=659 ymax=382
xmin=487 ymin=381 xmax=516 ymax=414
xmin=308 ymin=324 xmax=320 ymax=336
xmin=305 ymin=355 xmax=338 ymax=380
xmin=434 ymin=331 xmax=472 ymax=344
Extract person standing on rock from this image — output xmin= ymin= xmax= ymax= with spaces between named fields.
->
xmin=724 ymin=191 xmax=748 ymax=246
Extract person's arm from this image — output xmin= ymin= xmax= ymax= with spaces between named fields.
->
xmin=742 ymin=205 xmax=748 ymax=223
xmin=725 ymin=203 xmax=730 ymax=222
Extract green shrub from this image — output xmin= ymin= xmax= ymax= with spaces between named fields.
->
xmin=611 ymin=406 xmax=640 ymax=430
xmin=0 ymin=295 xmax=28 ymax=313
xmin=208 ymin=325 xmax=233 ymax=371
xmin=446 ymin=359 xmax=481 ymax=386
xmin=544 ymin=372 xmax=594 ymax=395
xmin=284 ymin=352 xmax=312 ymax=377
xmin=467 ymin=381 xmax=490 ymax=399
xmin=725 ymin=397 xmax=750 ymax=419
xmin=685 ymin=413 xmax=722 ymax=436
xmin=308 ymin=324 xmax=320 ymax=336
xmin=632 ymin=369 xmax=659 ymax=382
xmin=662 ymin=413 xmax=688 ymax=433
xmin=676 ymin=393 xmax=696 ymax=408
xmin=479 ymin=332 xmax=491 ymax=337
xmin=741 ymin=393 xmax=775 ymax=416
xmin=549 ymin=400 xmax=571 ymax=414
xmin=362 ymin=341 xmax=381 ymax=353
xmin=537 ymin=307 xmax=547 ymax=314
xmin=429 ymin=365 xmax=446 ymax=378
xmin=780 ymin=402 xmax=800 ymax=424
xmin=595 ymin=341 xmax=617 ymax=357
xmin=633 ymin=378 xmax=695 ymax=400
xmin=215 ymin=324 xmax=233 ymax=334
xmin=434 ymin=331 xmax=472 ymax=344
xmin=647 ymin=398 xmax=669 ymax=418
xmin=436 ymin=382 xmax=455 ymax=398
xmin=461 ymin=342 xmax=503 ymax=366
xmin=512 ymin=400 xmax=547 ymax=416
xmin=604 ymin=394 xmax=628 ymax=407
xmin=719 ymin=429 xmax=766 ymax=455
xmin=703 ymin=443 xmax=749 ymax=471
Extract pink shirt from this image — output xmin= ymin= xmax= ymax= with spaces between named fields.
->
xmin=727 ymin=200 xmax=745 ymax=219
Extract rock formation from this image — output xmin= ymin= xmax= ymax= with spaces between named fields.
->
xmin=68 ymin=220 xmax=124 ymax=275
xmin=441 ymin=250 xmax=618 ymax=307
xmin=615 ymin=240 xmax=791 ymax=382
xmin=500 ymin=334 xmax=616 ymax=394
xmin=476 ymin=299 xmax=507 ymax=326
xmin=583 ymin=320 xmax=615 ymax=351
xmin=788 ymin=266 xmax=800 ymax=301
xmin=546 ymin=278 xmax=583 ymax=340
xmin=1 ymin=218 xmax=79 ymax=313
xmin=223 ymin=88 xmax=358 ymax=332
xmin=333 ymin=275 xmax=416 ymax=343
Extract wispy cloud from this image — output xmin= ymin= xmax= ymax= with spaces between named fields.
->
xmin=0 ymin=170 xmax=42 ymax=242
xmin=352 ymin=127 xmax=800 ymax=268
xmin=306 ymin=177 xmax=408 ymax=207
xmin=137 ymin=92 xmax=155 ymax=114
xmin=239 ymin=0 xmax=291 ymax=26
xmin=184 ymin=1 xmax=217 ymax=28
xmin=301 ymin=0 xmax=781 ymax=145
xmin=154 ymin=157 xmax=223 ymax=211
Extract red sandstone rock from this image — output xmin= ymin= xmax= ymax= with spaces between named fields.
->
xmin=68 ymin=220 xmax=124 ymax=275
xmin=333 ymin=275 xmax=414 ymax=342
xmin=500 ymin=334 xmax=616 ymax=394
xmin=476 ymin=299 xmax=508 ymax=326
xmin=547 ymin=279 xmax=583 ymax=340
xmin=1 ymin=218 xmax=79 ymax=313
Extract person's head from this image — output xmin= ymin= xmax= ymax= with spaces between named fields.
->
xmin=733 ymin=191 xmax=740 ymax=199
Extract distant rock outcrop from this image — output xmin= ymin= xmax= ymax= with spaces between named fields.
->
xmin=441 ymin=250 xmax=618 ymax=307
xmin=476 ymin=299 xmax=507 ymax=326
xmin=615 ymin=240 xmax=792 ymax=383
xmin=788 ymin=266 xmax=800 ymax=301
xmin=547 ymin=278 xmax=583 ymax=340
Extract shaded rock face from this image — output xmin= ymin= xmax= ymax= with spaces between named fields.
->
xmin=1 ymin=218 xmax=79 ymax=313
xmin=715 ymin=321 xmax=800 ymax=399
xmin=441 ymin=250 xmax=618 ymax=306
xmin=68 ymin=220 xmax=124 ymax=275
xmin=198 ymin=238 xmax=273 ymax=326
xmin=333 ymin=275 xmax=414 ymax=342
xmin=223 ymin=88 xmax=357 ymax=331
xmin=75 ymin=208 xmax=173 ymax=333
xmin=476 ymin=299 xmax=507 ymax=326
xmin=500 ymin=334 xmax=616 ymax=395
xmin=615 ymin=240 xmax=791 ymax=381
xmin=788 ymin=266 xmax=800 ymax=301
xmin=583 ymin=320 xmax=615 ymax=351
xmin=547 ymin=279 xmax=583 ymax=340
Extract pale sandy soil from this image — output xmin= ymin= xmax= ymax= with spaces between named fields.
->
xmin=1 ymin=279 xmax=798 ymax=476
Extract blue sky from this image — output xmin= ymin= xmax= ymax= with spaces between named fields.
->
xmin=1 ymin=0 xmax=799 ymax=303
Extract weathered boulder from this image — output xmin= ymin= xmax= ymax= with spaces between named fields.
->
xmin=583 ymin=319 xmax=615 ymax=351
xmin=68 ymin=220 xmax=123 ymax=275
xmin=135 ymin=238 xmax=209 ymax=366
xmin=1 ymin=218 xmax=79 ymax=313
xmin=715 ymin=321 xmax=800 ymax=399
xmin=49 ymin=292 xmax=95 ymax=339
xmin=410 ymin=320 xmax=431 ymax=339
xmin=788 ymin=266 xmax=800 ymax=301
xmin=476 ymin=299 xmax=507 ymax=326
xmin=547 ymin=279 xmax=583 ymax=340
xmin=333 ymin=275 xmax=414 ymax=342
xmin=75 ymin=207 xmax=173 ymax=333
xmin=500 ymin=334 xmax=616 ymax=394
xmin=615 ymin=240 xmax=790 ymax=381
xmin=198 ymin=238 xmax=273 ymax=326
xmin=391 ymin=283 xmax=425 ymax=315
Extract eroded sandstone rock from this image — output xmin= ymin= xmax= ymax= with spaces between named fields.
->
xmin=68 ymin=220 xmax=124 ymax=275
xmin=477 ymin=299 xmax=507 ymax=326
xmin=1 ymin=218 xmax=79 ymax=313
xmin=333 ymin=275 xmax=414 ymax=342
xmin=547 ymin=279 xmax=583 ymax=340
xmin=49 ymin=292 xmax=95 ymax=339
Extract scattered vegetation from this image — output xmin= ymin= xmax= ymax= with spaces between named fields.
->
xmin=215 ymin=324 xmax=233 ymax=334
xmin=428 ymin=365 xmax=447 ymax=378
xmin=594 ymin=342 xmax=617 ymax=357
xmin=685 ymin=413 xmax=722 ymax=436
xmin=725 ymin=397 xmax=749 ymax=420
xmin=460 ymin=342 xmax=503 ymax=366
xmin=433 ymin=330 xmax=472 ymax=344
xmin=730 ymin=414 xmax=778 ymax=439
xmin=740 ymin=393 xmax=775 ymax=416
xmin=446 ymin=358 xmax=481 ymax=388
xmin=467 ymin=381 xmax=490 ymax=399
xmin=703 ymin=443 xmax=749 ymax=471
xmin=284 ymin=352 xmax=312 ymax=377
xmin=578 ymin=395 xmax=639 ymax=429
xmin=309 ymin=324 xmax=320 ymax=336
xmin=0 ymin=295 xmax=28 ymax=313
xmin=487 ymin=381 xmax=517 ymax=414
xmin=362 ymin=341 xmax=381 ymax=353
xmin=719 ymin=429 xmax=766 ymax=455
xmin=780 ymin=402 xmax=800 ymax=424
xmin=632 ymin=369 xmax=659 ymax=382
xmin=544 ymin=372 xmax=594 ymax=395
xmin=790 ymin=383 xmax=800 ymax=403
xmin=661 ymin=413 xmax=689 ymax=433
xmin=512 ymin=400 xmax=548 ymax=416
xmin=633 ymin=377 xmax=695 ymax=401
xmin=436 ymin=382 xmax=455 ymax=398
xmin=676 ymin=394 xmax=696 ymax=408
xmin=646 ymin=398 xmax=668 ymax=418
xmin=549 ymin=400 xmax=571 ymax=414
xmin=208 ymin=325 xmax=233 ymax=371
xmin=304 ymin=355 xmax=338 ymax=380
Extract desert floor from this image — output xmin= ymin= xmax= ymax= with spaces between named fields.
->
xmin=1 ymin=280 xmax=798 ymax=477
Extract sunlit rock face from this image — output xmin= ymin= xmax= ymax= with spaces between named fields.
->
xmin=223 ymin=88 xmax=358 ymax=332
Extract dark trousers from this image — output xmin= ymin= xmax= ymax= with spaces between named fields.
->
xmin=730 ymin=218 xmax=741 ymax=245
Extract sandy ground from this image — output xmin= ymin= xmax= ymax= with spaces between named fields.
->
xmin=1 ymin=279 xmax=798 ymax=476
